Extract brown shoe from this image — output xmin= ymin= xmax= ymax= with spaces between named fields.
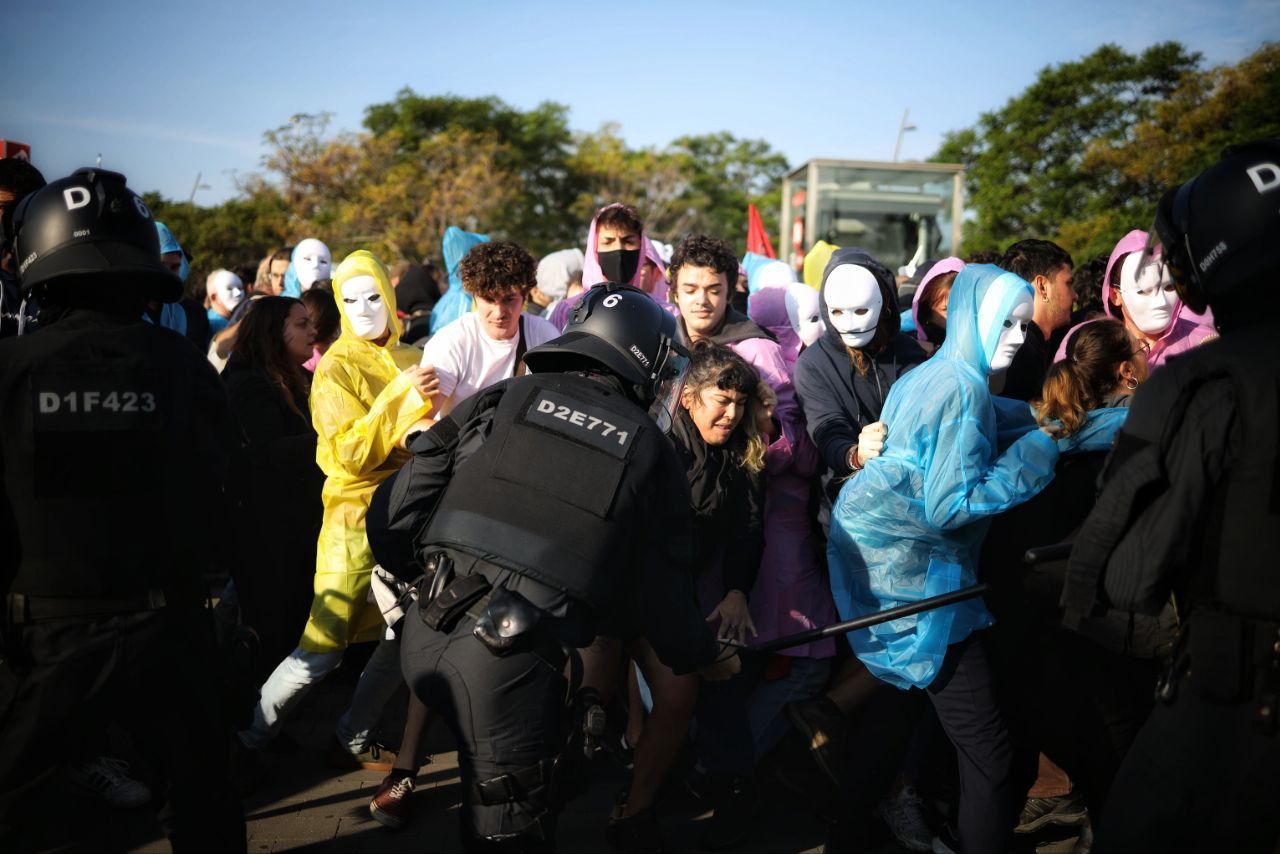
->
xmin=369 ymin=773 xmax=416 ymax=830
xmin=326 ymin=737 xmax=397 ymax=773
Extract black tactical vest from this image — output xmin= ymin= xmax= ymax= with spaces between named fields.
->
xmin=422 ymin=372 xmax=664 ymax=608
xmin=1189 ymin=327 xmax=1280 ymax=619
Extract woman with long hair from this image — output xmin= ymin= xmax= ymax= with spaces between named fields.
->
xmin=1039 ymin=319 xmax=1148 ymax=432
xmin=670 ymin=343 xmax=767 ymax=848
xmin=982 ymin=318 xmax=1161 ymax=825
xmin=223 ymin=296 xmax=323 ymax=678
xmin=605 ymin=343 xmax=766 ymax=851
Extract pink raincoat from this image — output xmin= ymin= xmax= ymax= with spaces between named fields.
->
xmin=741 ymin=292 xmax=835 ymax=658
xmin=548 ymin=204 xmax=670 ymax=330
xmin=910 ymin=257 xmax=966 ymax=342
xmin=1103 ymin=230 xmax=1216 ymax=370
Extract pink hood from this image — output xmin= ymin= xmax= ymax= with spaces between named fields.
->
xmin=1103 ymin=229 xmax=1217 ymax=369
xmin=910 ymin=257 xmax=966 ymax=341
xmin=747 ymin=286 xmax=802 ymax=370
xmin=581 ymin=203 xmax=668 ymax=297
xmin=1052 ymin=318 xmax=1105 ymax=364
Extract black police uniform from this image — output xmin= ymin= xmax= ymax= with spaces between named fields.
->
xmin=0 ymin=306 xmax=246 ymax=851
xmin=370 ymin=369 xmax=719 ymax=851
xmin=1064 ymin=322 xmax=1280 ymax=851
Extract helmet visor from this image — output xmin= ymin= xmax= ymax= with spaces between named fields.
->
xmin=647 ymin=342 xmax=688 ymax=434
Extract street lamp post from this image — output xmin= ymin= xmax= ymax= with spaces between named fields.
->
xmin=893 ymin=108 xmax=917 ymax=162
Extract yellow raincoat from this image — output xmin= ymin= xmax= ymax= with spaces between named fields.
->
xmin=300 ymin=251 xmax=432 ymax=652
xmin=803 ymin=240 xmax=840 ymax=290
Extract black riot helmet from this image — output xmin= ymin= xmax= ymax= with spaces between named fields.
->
xmin=8 ymin=168 xmax=181 ymax=301
xmin=1142 ymin=136 xmax=1280 ymax=314
xmin=525 ymin=283 xmax=690 ymax=430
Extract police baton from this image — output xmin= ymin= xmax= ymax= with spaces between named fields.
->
xmin=721 ymin=583 xmax=990 ymax=656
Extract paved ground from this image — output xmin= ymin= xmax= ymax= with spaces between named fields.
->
xmin=11 ymin=642 xmax=1086 ymax=853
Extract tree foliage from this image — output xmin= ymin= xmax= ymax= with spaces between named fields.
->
xmin=363 ymin=90 xmax=580 ymax=255
xmin=145 ymin=186 xmax=291 ymax=297
xmin=935 ymin=42 xmax=1203 ymax=259
xmin=937 ymin=42 xmax=1280 ymax=261
xmin=143 ymin=91 xmax=792 ymax=280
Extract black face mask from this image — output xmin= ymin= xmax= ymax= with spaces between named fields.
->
xmin=598 ymin=248 xmax=640 ymax=285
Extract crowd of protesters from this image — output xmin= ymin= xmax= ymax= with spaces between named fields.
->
xmin=1 ymin=136 xmax=1276 ymax=854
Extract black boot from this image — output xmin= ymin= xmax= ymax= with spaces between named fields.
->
xmin=697 ymin=775 xmax=756 ymax=850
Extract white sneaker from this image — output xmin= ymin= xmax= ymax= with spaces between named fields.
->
xmin=875 ymin=786 xmax=934 ymax=852
xmin=68 ymin=756 xmax=151 ymax=808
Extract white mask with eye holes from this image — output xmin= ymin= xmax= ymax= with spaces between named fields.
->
xmin=1118 ymin=251 xmax=1179 ymax=336
xmin=209 ymin=269 xmax=244 ymax=314
xmin=824 ymin=265 xmax=883 ymax=349
xmin=340 ymin=275 xmax=389 ymax=340
xmin=977 ymin=276 xmax=1035 ymax=374
xmin=785 ymin=283 xmax=824 ymax=348
xmin=295 ymin=238 xmax=332 ymax=291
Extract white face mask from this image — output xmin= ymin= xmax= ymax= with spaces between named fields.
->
xmin=785 ymin=284 xmax=824 ymax=347
xmin=823 ymin=265 xmax=883 ymax=349
xmin=1118 ymin=251 xmax=1178 ymax=336
xmin=340 ymin=275 xmax=389 ymax=340
xmin=295 ymin=238 xmax=332 ymax=292
xmin=977 ymin=277 xmax=1035 ymax=374
xmin=210 ymin=270 xmax=244 ymax=313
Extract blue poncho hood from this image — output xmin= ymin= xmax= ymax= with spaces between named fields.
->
xmin=154 ymin=222 xmax=188 ymax=283
xmin=149 ymin=222 xmax=188 ymax=335
xmin=935 ymin=264 xmax=1033 ymax=376
xmin=429 ymin=226 xmax=490 ymax=334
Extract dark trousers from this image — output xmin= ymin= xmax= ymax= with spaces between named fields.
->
xmin=1094 ymin=686 xmax=1280 ymax=854
xmin=0 ymin=608 xmax=246 ymax=853
xmin=696 ymin=663 xmax=759 ymax=779
xmin=401 ymin=609 xmax=565 ymax=850
xmin=926 ymin=635 xmax=1017 ymax=854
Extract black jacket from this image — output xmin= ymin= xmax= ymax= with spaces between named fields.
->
xmin=668 ymin=408 xmax=765 ymax=598
xmin=0 ymin=307 xmax=234 ymax=600
xmin=222 ymin=355 xmax=323 ymax=666
xmin=369 ymin=372 xmax=720 ymax=674
xmin=794 ymin=247 xmax=928 ymax=479
xmin=1064 ymin=315 xmax=1279 ymax=622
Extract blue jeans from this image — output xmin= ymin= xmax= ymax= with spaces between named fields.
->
xmin=239 ymin=637 xmax=404 ymax=753
xmin=747 ymin=656 xmax=832 ymax=757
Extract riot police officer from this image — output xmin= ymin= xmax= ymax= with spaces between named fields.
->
xmin=0 ymin=169 xmax=246 ymax=851
xmin=1063 ymin=137 xmax=1280 ymax=852
xmin=368 ymin=283 xmax=740 ymax=853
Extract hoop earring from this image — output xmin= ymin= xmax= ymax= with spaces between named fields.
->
xmin=1125 ymin=376 xmax=1138 ymax=390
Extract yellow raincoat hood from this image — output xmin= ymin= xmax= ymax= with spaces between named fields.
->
xmin=331 ymin=250 xmax=403 ymax=346
xmin=803 ymin=240 xmax=840 ymax=290
xmin=301 ymin=250 xmax=431 ymax=652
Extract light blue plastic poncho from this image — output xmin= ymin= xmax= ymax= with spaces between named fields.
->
xmin=827 ymin=264 xmax=1125 ymax=689
xmin=148 ymin=222 xmax=188 ymax=336
xmin=428 ymin=226 xmax=490 ymax=334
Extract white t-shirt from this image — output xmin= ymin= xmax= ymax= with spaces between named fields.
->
xmin=420 ymin=311 xmax=560 ymax=418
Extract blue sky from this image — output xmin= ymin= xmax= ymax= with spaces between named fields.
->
xmin=4 ymin=0 xmax=1276 ymax=205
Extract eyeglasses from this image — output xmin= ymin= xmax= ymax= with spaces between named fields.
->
xmin=1132 ymin=341 xmax=1152 ymax=358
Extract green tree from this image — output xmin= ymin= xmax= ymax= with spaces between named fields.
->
xmin=1073 ymin=41 xmax=1280 ymax=255
xmin=668 ymin=132 xmax=789 ymax=252
xmin=935 ymin=42 xmax=1201 ymax=259
xmin=363 ymin=90 xmax=581 ymax=255
xmin=568 ymin=124 xmax=696 ymax=239
xmin=146 ymin=187 xmax=291 ymax=298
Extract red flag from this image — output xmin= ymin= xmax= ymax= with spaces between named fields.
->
xmin=746 ymin=203 xmax=776 ymax=259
